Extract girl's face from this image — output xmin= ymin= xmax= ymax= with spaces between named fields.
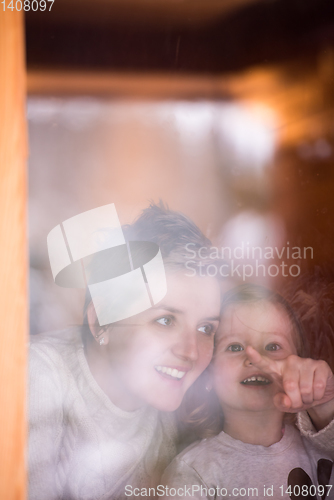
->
xmin=103 ymin=272 xmax=220 ymax=412
xmin=212 ymin=300 xmax=298 ymax=415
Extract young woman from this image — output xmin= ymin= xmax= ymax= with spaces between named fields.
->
xmin=28 ymin=203 xmax=221 ymax=500
xmin=29 ymin=206 xmax=334 ymax=500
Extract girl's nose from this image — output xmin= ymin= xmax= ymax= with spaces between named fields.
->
xmin=244 ymin=347 xmax=254 ymax=367
xmin=245 ymin=345 xmax=262 ymax=367
xmin=244 ymin=356 xmax=253 ymax=367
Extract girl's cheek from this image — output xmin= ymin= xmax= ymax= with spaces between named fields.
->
xmin=212 ymin=359 xmax=225 ymax=377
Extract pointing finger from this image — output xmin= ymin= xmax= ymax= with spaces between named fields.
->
xmin=273 ymin=392 xmax=293 ymax=412
xmin=282 ymin=365 xmax=303 ymax=408
xmin=246 ymin=346 xmax=282 ymax=378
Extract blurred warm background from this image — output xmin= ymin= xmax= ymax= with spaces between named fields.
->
xmin=26 ymin=0 xmax=334 ymax=334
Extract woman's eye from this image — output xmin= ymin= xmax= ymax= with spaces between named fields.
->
xmin=265 ymin=343 xmax=281 ymax=351
xmin=227 ymin=344 xmax=244 ymax=352
xmin=156 ymin=316 xmax=173 ymax=327
xmin=198 ymin=324 xmax=214 ymax=336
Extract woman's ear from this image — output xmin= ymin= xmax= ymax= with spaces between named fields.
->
xmin=87 ymin=301 xmax=109 ymax=346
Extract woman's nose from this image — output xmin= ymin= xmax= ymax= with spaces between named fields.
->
xmin=172 ymin=331 xmax=199 ymax=362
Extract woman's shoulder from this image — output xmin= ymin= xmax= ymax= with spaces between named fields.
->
xmin=29 ymin=327 xmax=84 ymax=382
xmin=30 ymin=327 xmax=82 ymax=358
xmin=30 ymin=326 xmax=83 ymax=346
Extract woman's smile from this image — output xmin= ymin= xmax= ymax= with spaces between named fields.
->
xmin=154 ymin=365 xmax=188 ymax=380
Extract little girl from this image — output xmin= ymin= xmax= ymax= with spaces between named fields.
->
xmin=162 ymin=284 xmax=334 ymax=500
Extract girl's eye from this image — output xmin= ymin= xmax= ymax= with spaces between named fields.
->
xmin=156 ymin=316 xmax=173 ymax=327
xmin=198 ymin=324 xmax=215 ymax=336
xmin=265 ymin=343 xmax=281 ymax=351
xmin=227 ymin=344 xmax=244 ymax=352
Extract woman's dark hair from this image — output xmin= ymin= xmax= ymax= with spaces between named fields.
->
xmin=82 ymin=201 xmax=221 ymax=333
xmin=122 ymin=201 xmax=211 ymax=265
xmin=179 ymin=283 xmax=307 ymax=440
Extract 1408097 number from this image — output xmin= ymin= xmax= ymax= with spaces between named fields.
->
xmin=1 ymin=0 xmax=54 ymax=10
xmin=279 ymin=484 xmax=332 ymax=497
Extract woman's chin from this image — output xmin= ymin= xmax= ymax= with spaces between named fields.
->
xmin=150 ymin=396 xmax=183 ymax=413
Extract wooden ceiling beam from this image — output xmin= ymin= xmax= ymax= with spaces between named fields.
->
xmin=27 ymin=70 xmax=231 ymax=99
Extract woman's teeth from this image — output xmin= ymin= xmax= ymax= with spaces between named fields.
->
xmin=155 ymin=366 xmax=186 ymax=379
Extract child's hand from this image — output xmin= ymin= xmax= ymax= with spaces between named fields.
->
xmin=246 ymin=346 xmax=334 ymax=429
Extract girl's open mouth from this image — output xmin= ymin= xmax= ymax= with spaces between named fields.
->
xmin=240 ymin=375 xmax=271 ymax=386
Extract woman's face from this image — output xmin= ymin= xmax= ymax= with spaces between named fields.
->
xmin=103 ymin=272 xmax=220 ymax=411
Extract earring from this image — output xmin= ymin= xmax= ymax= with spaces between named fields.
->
xmin=205 ymin=382 xmax=212 ymax=393
xmin=99 ymin=337 xmax=106 ymax=346
xmin=95 ymin=329 xmax=105 ymax=339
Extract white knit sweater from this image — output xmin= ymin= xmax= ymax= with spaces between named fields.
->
xmin=28 ymin=328 xmax=334 ymax=500
xmin=28 ymin=328 xmax=178 ymax=500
